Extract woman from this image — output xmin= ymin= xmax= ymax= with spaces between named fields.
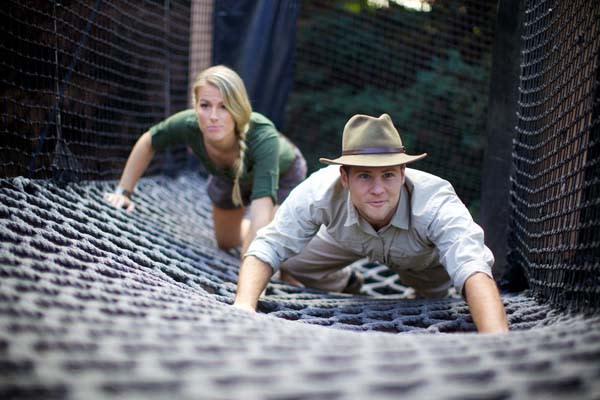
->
xmin=104 ymin=65 xmax=307 ymax=256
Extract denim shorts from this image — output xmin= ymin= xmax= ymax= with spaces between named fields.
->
xmin=207 ymin=146 xmax=307 ymax=209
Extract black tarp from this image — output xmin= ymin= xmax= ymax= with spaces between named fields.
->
xmin=480 ymin=0 xmax=523 ymax=284
xmin=212 ymin=0 xmax=298 ymax=130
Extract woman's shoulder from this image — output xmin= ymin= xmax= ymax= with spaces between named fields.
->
xmin=154 ymin=109 xmax=198 ymax=132
xmin=247 ymin=112 xmax=278 ymax=144
xmin=150 ymin=109 xmax=198 ymax=134
xmin=249 ymin=112 xmax=276 ymax=128
xmin=169 ymin=109 xmax=198 ymax=126
xmin=150 ymin=109 xmax=199 ymax=150
xmin=248 ymin=112 xmax=279 ymax=136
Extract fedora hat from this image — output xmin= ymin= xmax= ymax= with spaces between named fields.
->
xmin=319 ymin=113 xmax=427 ymax=167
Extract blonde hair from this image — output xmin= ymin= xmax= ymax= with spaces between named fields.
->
xmin=192 ymin=65 xmax=252 ymax=206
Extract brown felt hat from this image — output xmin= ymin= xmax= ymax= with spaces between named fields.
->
xmin=319 ymin=113 xmax=427 ymax=167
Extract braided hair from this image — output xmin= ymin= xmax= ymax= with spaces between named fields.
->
xmin=192 ymin=66 xmax=252 ymax=206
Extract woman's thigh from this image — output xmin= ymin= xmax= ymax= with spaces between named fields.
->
xmin=277 ymin=147 xmax=307 ymax=204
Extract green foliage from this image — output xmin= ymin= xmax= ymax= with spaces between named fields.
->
xmin=285 ymin=0 xmax=497 ymax=217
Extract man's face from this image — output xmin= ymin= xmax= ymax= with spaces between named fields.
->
xmin=340 ymin=165 xmax=405 ymax=230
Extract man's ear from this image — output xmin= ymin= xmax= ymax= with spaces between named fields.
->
xmin=400 ymin=164 xmax=406 ymax=184
xmin=339 ymin=166 xmax=349 ymax=189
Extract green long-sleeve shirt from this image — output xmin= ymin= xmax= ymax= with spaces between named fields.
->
xmin=149 ymin=109 xmax=296 ymax=203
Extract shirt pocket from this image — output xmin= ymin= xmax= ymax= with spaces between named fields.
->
xmin=389 ymin=242 xmax=437 ymax=271
xmin=332 ymin=228 xmax=369 ymax=256
xmin=340 ymin=238 xmax=369 ymax=257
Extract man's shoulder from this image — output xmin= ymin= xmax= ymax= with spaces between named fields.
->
xmin=406 ymin=167 xmax=448 ymax=183
xmin=298 ymin=165 xmax=344 ymax=202
xmin=311 ymin=164 xmax=340 ymax=179
xmin=405 ymin=168 xmax=458 ymax=220
xmin=405 ymin=168 xmax=455 ymax=194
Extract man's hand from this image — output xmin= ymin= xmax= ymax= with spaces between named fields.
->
xmin=464 ymin=272 xmax=509 ymax=333
xmin=233 ymin=255 xmax=274 ymax=311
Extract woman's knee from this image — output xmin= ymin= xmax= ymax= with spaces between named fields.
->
xmin=212 ymin=206 xmax=245 ymax=244
xmin=214 ymin=229 xmax=241 ymax=250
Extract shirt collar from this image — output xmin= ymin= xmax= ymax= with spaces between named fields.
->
xmin=391 ymin=184 xmax=410 ymax=230
xmin=344 ymin=193 xmax=360 ymax=227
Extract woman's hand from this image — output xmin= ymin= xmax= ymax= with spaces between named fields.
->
xmin=103 ymin=131 xmax=155 ymax=214
xmin=104 ymin=192 xmax=135 ymax=213
xmin=232 ymin=303 xmax=256 ymax=313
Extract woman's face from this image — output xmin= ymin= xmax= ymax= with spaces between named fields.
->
xmin=195 ymin=84 xmax=236 ymax=146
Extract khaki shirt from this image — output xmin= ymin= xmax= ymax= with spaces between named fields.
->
xmin=246 ymin=165 xmax=494 ymax=294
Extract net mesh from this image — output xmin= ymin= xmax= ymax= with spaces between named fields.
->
xmin=284 ymin=0 xmax=498 ymax=218
xmin=0 ymin=0 xmax=599 ymax=314
xmin=1 ymin=0 xmax=600 ymax=398
xmin=187 ymin=0 xmax=212 ymax=107
xmin=508 ymin=0 xmax=600 ymax=312
xmin=0 ymin=0 xmax=192 ymax=182
xmin=0 ymin=173 xmax=599 ymax=399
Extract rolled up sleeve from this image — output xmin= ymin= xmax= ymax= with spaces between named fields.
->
xmin=248 ymin=132 xmax=280 ymax=203
xmin=427 ymin=196 xmax=494 ymax=295
xmin=245 ymin=177 xmax=321 ymax=271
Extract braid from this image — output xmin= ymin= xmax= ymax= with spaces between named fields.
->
xmin=231 ymin=131 xmax=247 ymax=206
xmin=192 ymin=65 xmax=252 ymax=207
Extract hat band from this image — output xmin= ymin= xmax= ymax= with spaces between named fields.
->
xmin=342 ymin=146 xmax=405 ymax=156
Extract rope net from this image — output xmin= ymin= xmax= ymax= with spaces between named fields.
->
xmin=0 ymin=0 xmax=598 ymax=320
xmin=508 ymin=0 xmax=600 ymax=312
xmin=0 ymin=0 xmax=600 ymax=398
xmin=0 ymin=0 xmax=192 ymax=182
xmin=0 ymin=174 xmax=599 ymax=398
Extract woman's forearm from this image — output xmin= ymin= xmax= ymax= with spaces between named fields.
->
xmin=118 ymin=131 xmax=155 ymax=191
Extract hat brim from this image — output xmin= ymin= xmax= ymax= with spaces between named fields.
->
xmin=319 ymin=152 xmax=427 ymax=167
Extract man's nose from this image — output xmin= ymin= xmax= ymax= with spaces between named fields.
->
xmin=371 ymin=180 xmax=385 ymax=195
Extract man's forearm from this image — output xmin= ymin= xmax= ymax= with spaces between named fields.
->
xmin=233 ymin=255 xmax=273 ymax=311
xmin=464 ymin=272 xmax=509 ymax=333
xmin=241 ymin=198 xmax=275 ymax=257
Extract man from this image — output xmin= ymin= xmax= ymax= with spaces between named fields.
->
xmin=233 ymin=113 xmax=508 ymax=333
